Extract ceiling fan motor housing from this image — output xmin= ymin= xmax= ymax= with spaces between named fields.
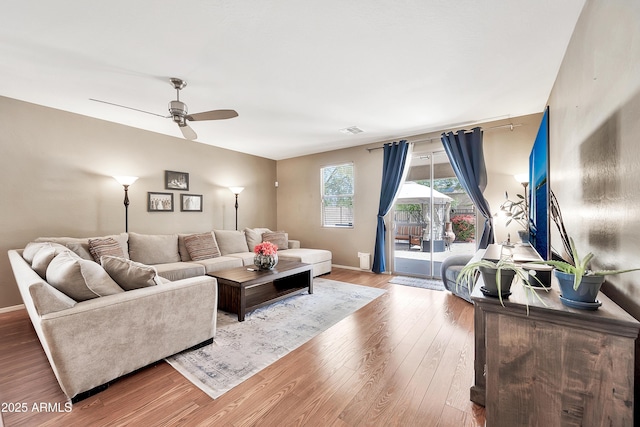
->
xmin=169 ymin=100 xmax=188 ymax=125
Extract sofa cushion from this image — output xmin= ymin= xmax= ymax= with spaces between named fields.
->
xmin=226 ymin=252 xmax=257 ymax=266
xmin=154 ymin=262 xmax=206 ymax=281
xmin=88 ymin=237 xmax=127 ymax=263
xmin=262 ymin=231 xmax=288 ymax=250
xmin=30 ymin=243 xmax=70 ymax=278
xmin=192 ymin=256 xmax=244 ymax=273
xmin=128 ymin=232 xmax=180 ymax=265
xmin=46 ymin=251 xmax=124 ymax=301
xmin=35 ymin=233 xmax=129 ymax=260
xmin=244 ymin=227 xmax=272 ymax=252
xmin=101 ymin=256 xmax=161 ymax=290
xmin=278 ymin=248 xmax=332 ymax=265
xmin=183 ymin=233 xmax=221 ymax=261
xmin=214 ymin=230 xmax=249 ymax=255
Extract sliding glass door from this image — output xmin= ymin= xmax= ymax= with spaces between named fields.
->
xmin=392 ymin=150 xmax=476 ymax=278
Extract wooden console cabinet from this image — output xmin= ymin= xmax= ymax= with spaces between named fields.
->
xmin=471 ymin=251 xmax=640 ymax=426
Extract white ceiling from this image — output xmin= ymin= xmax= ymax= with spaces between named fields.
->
xmin=1 ymin=1 xmax=585 ymax=160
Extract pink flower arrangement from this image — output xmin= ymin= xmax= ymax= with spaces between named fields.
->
xmin=254 ymin=241 xmax=278 ymax=256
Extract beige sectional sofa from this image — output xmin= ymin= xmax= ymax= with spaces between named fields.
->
xmin=8 ymin=228 xmax=331 ymax=402
xmin=129 ymin=227 xmax=332 ymax=280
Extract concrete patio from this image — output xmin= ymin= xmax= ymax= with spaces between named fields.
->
xmin=394 ymin=241 xmax=476 ymax=278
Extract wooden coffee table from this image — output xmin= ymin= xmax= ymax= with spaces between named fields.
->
xmin=208 ymin=260 xmax=313 ymax=321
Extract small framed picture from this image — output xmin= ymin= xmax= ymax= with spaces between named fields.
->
xmin=181 ymin=194 xmax=203 ymax=212
xmin=165 ymin=170 xmax=189 ymax=191
xmin=148 ymin=192 xmax=174 ymax=212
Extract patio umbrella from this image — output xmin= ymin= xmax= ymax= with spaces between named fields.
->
xmin=395 ymin=181 xmax=452 ymax=204
xmin=395 ymin=182 xmax=453 ymax=240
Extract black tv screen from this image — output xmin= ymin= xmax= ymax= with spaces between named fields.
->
xmin=528 ymin=107 xmax=550 ymax=260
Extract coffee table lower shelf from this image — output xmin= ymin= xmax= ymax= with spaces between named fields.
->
xmin=210 ymin=261 xmax=313 ymax=321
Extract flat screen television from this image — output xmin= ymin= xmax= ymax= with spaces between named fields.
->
xmin=528 ymin=107 xmax=550 ymax=260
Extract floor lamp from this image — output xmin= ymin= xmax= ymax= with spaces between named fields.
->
xmin=228 ymin=187 xmax=244 ymax=230
xmin=514 ymin=173 xmax=529 ymax=211
xmin=114 ymin=176 xmax=139 ymax=232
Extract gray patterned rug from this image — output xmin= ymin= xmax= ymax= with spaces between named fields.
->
xmin=388 ymin=275 xmax=446 ymax=291
xmin=165 ymin=278 xmax=386 ymax=399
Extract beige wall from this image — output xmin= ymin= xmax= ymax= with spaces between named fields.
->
xmin=277 ymin=113 xmax=541 ymax=270
xmin=277 ymin=143 xmax=383 ymax=270
xmin=547 ymin=0 xmax=640 ymax=317
xmin=0 ymin=96 xmax=276 ymax=309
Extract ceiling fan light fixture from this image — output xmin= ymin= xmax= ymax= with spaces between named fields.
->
xmin=169 ymin=100 xmax=187 ymax=116
xmin=90 ymin=77 xmax=237 ymax=141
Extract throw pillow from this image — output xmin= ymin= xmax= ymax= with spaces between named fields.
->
xmin=31 ymin=243 xmax=72 ymax=279
xmin=184 ymin=233 xmax=221 ymax=261
xmin=46 ymin=251 xmax=124 ymax=301
xmin=262 ymin=231 xmax=289 ymax=250
xmin=34 ymin=233 xmax=129 ymax=260
xmin=88 ymin=237 xmax=126 ymax=263
xmin=214 ymin=230 xmax=249 ymax=255
xmin=128 ymin=232 xmax=180 ymax=265
xmin=243 ymin=228 xmax=272 ymax=252
xmin=23 ymin=242 xmax=54 ymax=264
xmin=101 ymin=256 xmax=161 ymax=290
xmin=23 ymin=241 xmax=67 ymax=264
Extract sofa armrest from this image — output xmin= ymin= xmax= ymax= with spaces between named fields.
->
xmin=288 ymin=240 xmax=301 ymax=249
xmin=38 ymin=276 xmax=218 ymax=399
xmin=440 ymin=254 xmax=474 ymax=303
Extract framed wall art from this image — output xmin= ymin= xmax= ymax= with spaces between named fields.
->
xmin=148 ymin=192 xmax=174 ymax=212
xmin=165 ymin=170 xmax=189 ymax=191
xmin=181 ymin=194 xmax=203 ymax=212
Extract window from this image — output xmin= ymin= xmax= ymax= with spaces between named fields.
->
xmin=321 ymin=163 xmax=354 ymax=227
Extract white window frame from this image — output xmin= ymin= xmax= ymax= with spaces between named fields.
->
xmin=320 ymin=162 xmax=354 ymax=228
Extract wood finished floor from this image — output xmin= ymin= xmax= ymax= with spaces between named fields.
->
xmin=0 ymin=268 xmax=485 ymax=426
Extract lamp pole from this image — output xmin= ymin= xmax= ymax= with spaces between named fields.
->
xmin=234 ymin=193 xmax=239 ymax=230
xmin=114 ymin=176 xmax=139 ymax=232
xmin=123 ymin=184 xmax=131 ymax=232
xmin=228 ymin=187 xmax=245 ymax=230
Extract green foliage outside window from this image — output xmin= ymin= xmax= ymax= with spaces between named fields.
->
xmin=321 ymin=163 xmax=354 ymax=226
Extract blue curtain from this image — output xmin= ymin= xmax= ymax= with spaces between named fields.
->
xmin=372 ymin=140 xmax=410 ymax=273
xmin=441 ymin=127 xmax=494 ymax=248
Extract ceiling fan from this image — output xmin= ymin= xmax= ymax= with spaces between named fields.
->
xmin=90 ymin=78 xmax=238 ymax=140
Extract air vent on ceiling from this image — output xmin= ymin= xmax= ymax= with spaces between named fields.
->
xmin=339 ymin=126 xmax=364 ymax=135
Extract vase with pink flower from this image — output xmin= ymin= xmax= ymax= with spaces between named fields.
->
xmin=253 ymin=241 xmax=279 ymax=270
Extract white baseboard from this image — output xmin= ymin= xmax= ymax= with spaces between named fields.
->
xmin=0 ymin=304 xmax=25 ymax=314
xmin=331 ymin=263 xmax=384 ymax=273
xmin=332 ymin=264 xmax=367 ymax=271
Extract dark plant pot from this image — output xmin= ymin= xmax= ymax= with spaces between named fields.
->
xmin=554 ymin=270 xmax=605 ymax=304
xmin=523 ymin=263 xmax=553 ymax=288
xmin=479 ymin=266 xmax=516 ymax=297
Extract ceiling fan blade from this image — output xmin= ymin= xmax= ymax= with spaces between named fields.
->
xmin=186 ymin=109 xmax=238 ymax=121
xmin=89 ymin=98 xmax=168 ymax=118
xmin=179 ymin=123 xmax=197 ymax=140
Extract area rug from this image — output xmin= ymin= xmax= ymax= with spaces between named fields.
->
xmin=165 ymin=278 xmax=386 ymax=399
xmin=388 ymin=275 xmax=446 ymax=291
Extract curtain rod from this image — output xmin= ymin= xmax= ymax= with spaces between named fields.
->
xmin=366 ymin=122 xmax=523 ymax=152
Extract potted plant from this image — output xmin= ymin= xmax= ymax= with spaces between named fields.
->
xmin=496 ymin=191 xmax=529 ymax=242
xmin=456 ymin=257 xmax=545 ymax=308
xmin=538 ymin=237 xmax=640 ymax=309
